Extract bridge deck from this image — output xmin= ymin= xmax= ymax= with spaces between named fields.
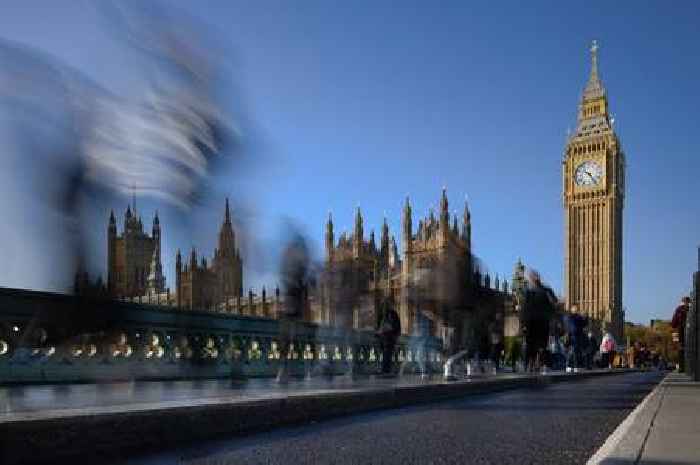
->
xmin=1 ymin=373 xmax=514 ymax=419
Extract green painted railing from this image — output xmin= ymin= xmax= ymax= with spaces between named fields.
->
xmin=0 ymin=287 xmax=442 ymax=384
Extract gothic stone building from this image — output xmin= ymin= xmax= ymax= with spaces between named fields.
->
xmin=107 ymin=206 xmax=165 ymax=298
xmin=562 ymin=41 xmax=625 ymax=339
xmin=321 ymin=189 xmax=513 ymax=352
xmin=175 ymin=199 xmax=243 ymax=310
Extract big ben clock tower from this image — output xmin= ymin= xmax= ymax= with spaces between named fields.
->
xmin=563 ymin=41 xmax=625 ymax=339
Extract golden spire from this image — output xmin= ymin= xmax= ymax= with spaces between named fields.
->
xmin=583 ymin=39 xmax=605 ymax=101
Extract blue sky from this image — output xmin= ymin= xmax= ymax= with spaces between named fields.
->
xmin=0 ymin=1 xmax=698 ymax=324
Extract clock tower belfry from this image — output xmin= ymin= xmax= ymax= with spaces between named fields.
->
xmin=563 ymin=41 xmax=625 ymax=340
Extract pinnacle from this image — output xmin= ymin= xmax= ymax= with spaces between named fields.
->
xmin=583 ymin=39 xmax=605 ymax=100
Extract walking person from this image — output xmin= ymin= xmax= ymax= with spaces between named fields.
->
xmin=671 ymin=296 xmax=690 ymax=372
xmin=377 ymin=297 xmax=401 ymax=375
xmin=276 ymin=231 xmax=310 ymax=383
xmin=522 ymin=270 xmax=557 ymax=372
xmin=600 ymin=330 xmax=616 ymax=369
xmin=402 ymin=306 xmax=431 ymax=377
xmin=585 ymin=329 xmax=598 ymax=370
xmin=488 ymin=313 xmax=504 ymax=372
xmin=329 ymin=261 xmax=361 ymax=377
xmin=566 ymin=313 xmax=587 ymax=372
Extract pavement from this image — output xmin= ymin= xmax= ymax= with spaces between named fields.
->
xmin=588 ymin=372 xmax=700 ymax=465
xmin=0 ymin=369 xmax=659 ymax=465
xmin=98 ymin=371 xmax=663 ymax=465
xmin=0 ymin=373 xmax=523 ymax=416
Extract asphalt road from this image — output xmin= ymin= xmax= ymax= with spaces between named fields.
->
xmin=104 ymin=371 xmax=664 ymax=465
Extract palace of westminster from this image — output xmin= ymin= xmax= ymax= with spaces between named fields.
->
xmin=78 ymin=42 xmax=624 ymax=344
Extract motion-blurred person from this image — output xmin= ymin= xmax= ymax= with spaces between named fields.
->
xmin=522 ymin=270 xmax=557 ymax=372
xmin=0 ymin=4 xmax=240 ymax=355
xmin=488 ymin=312 xmax=504 ymax=372
xmin=651 ymin=350 xmax=660 ymax=370
xmin=401 ymin=304 xmax=431 ymax=378
xmin=377 ymin=297 xmax=401 ymax=375
xmin=600 ymin=329 xmax=616 ymax=369
xmin=327 ymin=259 xmax=361 ymax=377
xmin=276 ymin=231 xmax=310 ymax=383
xmin=671 ymin=296 xmax=690 ymax=372
xmin=564 ymin=313 xmax=587 ymax=372
xmin=585 ymin=329 xmax=598 ymax=370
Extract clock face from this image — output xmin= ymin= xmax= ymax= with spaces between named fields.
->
xmin=575 ymin=160 xmax=603 ymax=186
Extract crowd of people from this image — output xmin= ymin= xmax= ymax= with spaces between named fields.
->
xmin=275 ymin=235 xmax=680 ymax=379
xmin=508 ymin=270 xmax=680 ymax=374
xmin=513 ymin=270 xmax=657 ymax=373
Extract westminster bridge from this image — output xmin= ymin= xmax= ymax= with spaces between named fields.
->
xmin=0 ymin=286 xmax=442 ymax=384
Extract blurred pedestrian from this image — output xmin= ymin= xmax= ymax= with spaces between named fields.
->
xmin=328 ymin=260 xmax=361 ymax=377
xmin=488 ymin=313 xmax=504 ymax=372
xmin=671 ymin=296 xmax=690 ymax=372
xmin=402 ymin=305 xmax=431 ymax=377
xmin=600 ymin=330 xmax=616 ymax=369
xmin=565 ymin=313 xmax=587 ymax=372
xmin=522 ymin=270 xmax=557 ymax=372
xmin=377 ymin=297 xmax=401 ymax=375
xmin=276 ymin=232 xmax=310 ymax=383
xmin=585 ymin=329 xmax=598 ymax=370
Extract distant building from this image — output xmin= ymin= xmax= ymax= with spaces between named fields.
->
xmin=563 ymin=41 xmax=625 ymax=340
xmin=107 ymin=205 xmax=164 ymax=298
xmin=321 ymin=189 xmax=514 ymax=352
xmin=175 ymin=199 xmax=243 ymax=310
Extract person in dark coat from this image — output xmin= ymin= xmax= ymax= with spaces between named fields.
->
xmin=276 ymin=232 xmax=310 ymax=383
xmin=522 ymin=270 xmax=557 ymax=371
xmin=377 ymin=297 xmax=401 ymax=375
xmin=489 ymin=313 xmax=504 ymax=371
xmin=671 ymin=296 xmax=690 ymax=372
xmin=585 ymin=329 xmax=598 ymax=370
xmin=565 ymin=313 xmax=587 ymax=371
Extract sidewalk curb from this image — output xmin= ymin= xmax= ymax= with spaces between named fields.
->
xmin=587 ymin=373 xmax=668 ymax=465
xmin=0 ymin=370 xmax=636 ymax=465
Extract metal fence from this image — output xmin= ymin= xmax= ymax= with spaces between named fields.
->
xmin=0 ymin=287 xmax=442 ymax=384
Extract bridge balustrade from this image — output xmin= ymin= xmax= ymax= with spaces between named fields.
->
xmin=0 ymin=287 xmax=441 ymax=383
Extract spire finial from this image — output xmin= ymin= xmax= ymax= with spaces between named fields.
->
xmin=590 ymin=40 xmax=598 ymax=78
xmin=225 ymin=197 xmax=231 ymax=223
xmin=583 ymin=39 xmax=604 ymax=100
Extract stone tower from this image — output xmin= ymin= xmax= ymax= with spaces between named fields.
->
xmin=107 ymin=205 xmax=164 ymax=298
xmin=213 ymin=198 xmax=243 ymax=299
xmin=175 ymin=199 xmax=243 ymax=310
xmin=562 ymin=41 xmax=625 ymax=339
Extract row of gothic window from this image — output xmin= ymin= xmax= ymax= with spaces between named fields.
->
xmin=583 ymin=104 xmax=601 ymax=117
xmin=573 ymin=141 xmax=606 ymax=155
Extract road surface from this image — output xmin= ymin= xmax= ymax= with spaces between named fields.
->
xmin=102 ymin=371 xmax=664 ymax=465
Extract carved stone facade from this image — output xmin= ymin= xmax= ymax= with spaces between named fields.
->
xmin=107 ymin=206 xmax=164 ymax=298
xmin=321 ymin=189 xmax=513 ymax=352
xmin=563 ymin=41 xmax=625 ymax=340
xmin=175 ymin=199 xmax=243 ymax=310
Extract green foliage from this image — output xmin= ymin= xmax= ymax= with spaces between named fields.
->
xmin=624 ymin=322 xmax=679 ymax=363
